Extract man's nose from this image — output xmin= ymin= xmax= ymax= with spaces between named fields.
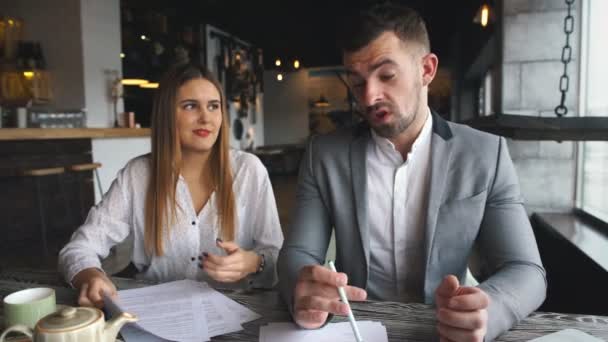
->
xmin=360 ymin=81 xmax=383 ymax=108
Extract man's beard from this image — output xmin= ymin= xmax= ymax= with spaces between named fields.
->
xmin=366 ymin=99 xmax=419 ymax=139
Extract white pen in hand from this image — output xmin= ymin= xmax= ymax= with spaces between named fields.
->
xmin=328 ymin=261 xmax=364 ymax=342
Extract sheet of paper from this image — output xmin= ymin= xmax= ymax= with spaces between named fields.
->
xmin=108 ymin=279 xmax=257 ymax=341
xmin=145 ymin=280 xmax=243 ymax=336
xmin=203 ymin=289 xmax=242 ymax=336
xmin=529 ymin=329 xmax=604 ymax=342
xmin=205 ymin=285 xmax=262 ymax=324
xmin=176 ymin=280 xmax=260 ymax=323
xmin=120 ymin=324 xmax=171 ymax=342
xmin=111 ymin=286 xmax=208 ymax=342
xmin=259 ymin=321 xmax=388 ymax=342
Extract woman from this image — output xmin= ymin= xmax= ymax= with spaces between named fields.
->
xmin=59 ymin=64 xmax=283 ymax=308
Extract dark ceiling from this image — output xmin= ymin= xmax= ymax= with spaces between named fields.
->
xmin=122 ymin=0 xmax=493 ymax=72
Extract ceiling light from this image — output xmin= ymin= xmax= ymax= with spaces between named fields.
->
xmin=481 ymin=4 xmax=489 ymax=27
xmin=121 ymin=79 xmax=149 ymax=86
xmin=473 ymin=4 xmax=492 ymax=28
xmin=314 ymin=94 xmax=330 ymax=107
xmin=139 ymin=83 xmax=159 ymax=89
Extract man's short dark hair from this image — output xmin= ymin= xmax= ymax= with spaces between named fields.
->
xmin=337 ymin=3 xmax=430 ymax=54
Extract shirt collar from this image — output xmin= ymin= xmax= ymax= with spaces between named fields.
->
xmin=370 ymin=107 xmax=433 ymax=163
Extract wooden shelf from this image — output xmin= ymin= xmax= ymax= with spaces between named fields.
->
xmin=462 ymin=114 xmax=608 ymax=141
xmin=0 ymin=128 xmax=150 ymax=141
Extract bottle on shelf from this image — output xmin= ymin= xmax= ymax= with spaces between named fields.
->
xmin=15 ymin=41 xmax=26 ymax=70
xmin=25 ymin=42 xmax=36 ymax=70
xmin=33 ymin=42 xmax=46 ymax=70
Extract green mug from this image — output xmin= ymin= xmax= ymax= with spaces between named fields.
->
xmin=3 ymin=288 xmax=56 ymax=329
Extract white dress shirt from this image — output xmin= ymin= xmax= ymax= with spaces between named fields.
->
xmin=59 ymin=150 xmax=284 ymax=289
xmin=366 ymin=110 xmax=433 ymax=302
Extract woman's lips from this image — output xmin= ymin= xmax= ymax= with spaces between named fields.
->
xmin=193 ymin=129 xmax=211 ymax=137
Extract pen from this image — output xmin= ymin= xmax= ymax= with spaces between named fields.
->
xmin=328 ymin=261 xmax=364 ymax=342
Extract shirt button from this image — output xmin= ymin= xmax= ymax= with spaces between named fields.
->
xmin=191 ymin=257 xmax=195 ymax=261
xmin=191 ymin=221 xmax=196 ymax=226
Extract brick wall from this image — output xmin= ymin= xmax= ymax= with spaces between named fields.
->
xmin=501 ymin=0 xmax=579 ymax=213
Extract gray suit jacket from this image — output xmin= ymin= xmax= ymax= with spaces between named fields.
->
xmin=278 ymin=112 xmax=547 ymax=341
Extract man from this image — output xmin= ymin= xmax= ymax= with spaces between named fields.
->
xmin=277 ymin=3 xmax=546 ymax=342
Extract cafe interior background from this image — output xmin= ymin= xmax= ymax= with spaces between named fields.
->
xmin=0 ymin=0 xmax=606 ymax=318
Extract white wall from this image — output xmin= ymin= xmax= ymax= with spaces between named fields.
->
xmin=1 ymin=0 xmax=124 ymax=127
xmin=1 ymin=0 xmax=85 ymax=110
xmin=92 ymin=137 xmax=151 ymax=203
xmin=263 ymin=70 xmax=310 ymax=146
xmin=80 ymin=0 xmax=124 ymax=127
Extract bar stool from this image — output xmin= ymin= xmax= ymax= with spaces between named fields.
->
xmin=67 ymin=162 xmax=103 ymax=221
xmin=67 ymin=162 xmax=126 ymax=273
xmin=20 ymin=166 xmax=68 ymax=258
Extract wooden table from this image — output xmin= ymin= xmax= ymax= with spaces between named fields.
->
xmin=1 ymin=269 xmax=607 ymax=341
xmin=0 ymin=128 xmax=150 ymax=141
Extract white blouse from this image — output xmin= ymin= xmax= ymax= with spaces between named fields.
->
xmin=58 ymin=150 xmax=284 ymax=289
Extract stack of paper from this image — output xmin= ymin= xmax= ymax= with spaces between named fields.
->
xmin=259 ymin=321 xmax=389 ymax=342
xmin=105 ymin=279 xmax=261 ymax=342
xmin=528 ymin=329 xmax=604 ymax=342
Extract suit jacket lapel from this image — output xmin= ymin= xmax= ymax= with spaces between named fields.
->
xmin=423 ymin=112 xmax=454 ymax=302
xmin=350 ymin=127 xmax=370 ymax=272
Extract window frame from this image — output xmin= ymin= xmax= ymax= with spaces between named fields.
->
xmin=575 ymin=0 xmax=608 ymax=226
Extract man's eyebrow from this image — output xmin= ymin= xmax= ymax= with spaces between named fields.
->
xmin=345 ymin=58 xmax=397 ymax=76
xmin=368 ymin=58 xmax=397 ymax=72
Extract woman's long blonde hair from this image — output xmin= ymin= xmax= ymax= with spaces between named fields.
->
xmin=144 ymin=63 xmax=236 ymax=256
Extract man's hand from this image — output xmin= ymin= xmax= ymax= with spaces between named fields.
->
xmin=72 ymin=268 xmax=117 ymax=309
xmin=435 ymin=275 xmax=490 ymax=342
xmin=293 ymin=265 xmax=367 ymax=329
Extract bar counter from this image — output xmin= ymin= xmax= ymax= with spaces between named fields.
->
xmin=0 ymin=128 xmax=150 ymax=141
xmin=0 ymin=128 xmax=151 ymax=255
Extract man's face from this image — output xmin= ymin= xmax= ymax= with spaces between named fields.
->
xmin=343 ymin=31 xmax=428 ymax=138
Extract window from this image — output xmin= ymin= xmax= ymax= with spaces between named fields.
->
xmin=578 ymin=0 xmax=608 ymax=223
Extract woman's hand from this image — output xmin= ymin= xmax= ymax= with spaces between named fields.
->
xmin=71 ymin=267 xmax=117 ymax=308
xmin=200 ymin=239 xmax=262 ymax=283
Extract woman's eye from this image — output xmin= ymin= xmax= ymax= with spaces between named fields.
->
xmin=207 ymin=103 xmax=220 ymax=111
xmin=380 ymin=74 xmax=395 ymax=81
xmin=183 ymin=103 xmax=196 ymax=110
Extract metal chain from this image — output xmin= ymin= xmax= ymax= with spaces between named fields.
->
xmin=555 ymin=0 xmax=575 ymax=117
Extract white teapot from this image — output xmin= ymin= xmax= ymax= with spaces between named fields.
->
xmin=0 ymin=306 xmax=137 ymax=342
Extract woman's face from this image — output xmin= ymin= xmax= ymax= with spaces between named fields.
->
xmin=175 ymin=78 xmax=223 ymax=154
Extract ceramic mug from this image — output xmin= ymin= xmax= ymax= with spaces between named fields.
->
xmin=3 ymin=288 xmax=56 ymax=329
